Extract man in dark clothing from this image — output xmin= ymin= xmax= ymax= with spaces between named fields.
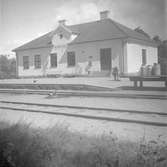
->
xmin=112 ymin=67 xmax=119 ymax=80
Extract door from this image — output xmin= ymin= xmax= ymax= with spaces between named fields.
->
xmin=100 ymin=48 xmax=111 ymax=71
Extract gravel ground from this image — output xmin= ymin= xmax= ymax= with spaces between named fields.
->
xmin=0 ymin=93 xmax=167 ymax=142
xmin=0 ymin=101 xmax=166 ymax=124
xmin=1 ymin=108 xmax=167 ymax=142
xmin=0 ymin=94 xmax=166 ymax=113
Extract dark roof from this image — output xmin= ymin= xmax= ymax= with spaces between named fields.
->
xmin=13 ymin=31 xmax=53 ymax=51
xmin=13 ymin=18 xmax=156 ymax=51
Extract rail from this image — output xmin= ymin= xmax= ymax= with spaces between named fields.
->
xmin=0 ymin=100 xmax=167 ymax=127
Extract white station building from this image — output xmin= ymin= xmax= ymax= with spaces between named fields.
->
xmin=13 ymin=11 xmax=158 ymax=77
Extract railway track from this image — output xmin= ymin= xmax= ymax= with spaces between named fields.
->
xmin=0 ymin=89 xmax=166 ymax=99
xmin=0 ymin=100 xmax=167 ymax=127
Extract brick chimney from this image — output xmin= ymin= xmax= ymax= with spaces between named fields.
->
xmin=58 ymin=19 xmax=66 ymax=26
xmin=100 ymin=10 xmax=110 ymax=20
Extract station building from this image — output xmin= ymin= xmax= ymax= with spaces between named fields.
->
xmin=13 ymin=11 xmax=158 ymax=78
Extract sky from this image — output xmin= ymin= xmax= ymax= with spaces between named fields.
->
xmin=0 ymin=0 xmax=166 ymax=56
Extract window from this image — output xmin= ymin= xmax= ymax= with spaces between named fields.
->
xmin=34 ymin=55 xmax=41 ymax=69
xmin=23 ymin=56 xmax=29 ymax=69
xmin=50 ymin=53 xmax=57 ymax=68
xmin=142 ymin=49 xmax=147 ymax=65
xmin=67 ymin=52 xmax=75 ymax=67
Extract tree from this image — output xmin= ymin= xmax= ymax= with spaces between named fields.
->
xmin=152 ymin=35 xmax=162 ymax=44
xmin=0 ymin=55 xmax=16 ymax=79
xmin=0 ymin=56 xmax=9 ymax=71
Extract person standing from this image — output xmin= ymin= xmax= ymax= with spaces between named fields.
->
xmin=85 ymin=56 xmax=93 ymax=75
xmin=112 ymin=67 xmax=119 ymax=81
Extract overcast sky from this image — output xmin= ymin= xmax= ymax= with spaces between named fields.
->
xmin=0 ymin=0 xmax=166 ymax=55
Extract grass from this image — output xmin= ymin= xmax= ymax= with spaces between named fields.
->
xmin=0 ymin=121 xmax=167 ymax=167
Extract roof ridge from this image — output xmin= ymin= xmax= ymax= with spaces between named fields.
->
xmin=13 ymin=18 xmax=156 ymax=51
xmin=108 ymin=19 xmax=129 ymax=37
xmin=111 ymin=19 xmax=152 ymax=40
xmin=67 ymin=20 xmax=100 ymax=27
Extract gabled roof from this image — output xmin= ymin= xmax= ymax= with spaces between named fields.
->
xmin=13 ymin=31 xmax=53 ymax=51
xmin=13 ymin=18 xmax=156 ymax=51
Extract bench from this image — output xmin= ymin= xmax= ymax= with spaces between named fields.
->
xmin=129 ymin=76 xmax=167 ymax=88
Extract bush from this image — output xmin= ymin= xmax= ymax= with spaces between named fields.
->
xmin=0 ymin=122 xmax=167 ymax=167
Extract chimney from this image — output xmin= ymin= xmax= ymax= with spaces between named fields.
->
xmin=59 ymin=19 xmax=66 ymax=26
xmin=100 ymin=10 xmax=110 ymax=20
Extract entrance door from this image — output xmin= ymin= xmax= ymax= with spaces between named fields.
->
xmin=100 ymin=48 xmax=111 ymax=71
